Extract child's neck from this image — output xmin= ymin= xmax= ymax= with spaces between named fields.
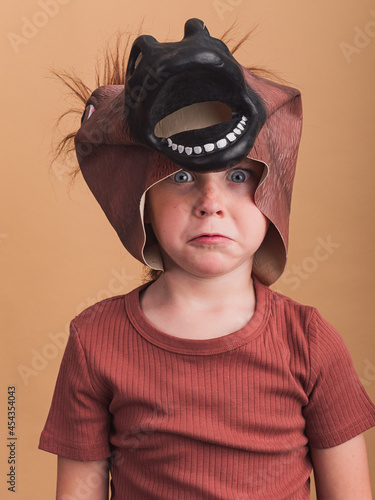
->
xmin=140 ymin=266 xmax=257 ymax=340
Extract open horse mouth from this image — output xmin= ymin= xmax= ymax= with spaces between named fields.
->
xmin=124 ymin=18 xmax=266 ymax=171
xmin=153 ymin=86 xmax=249 ymax=158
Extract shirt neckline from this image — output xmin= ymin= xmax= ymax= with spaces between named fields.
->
xmin=125 ymin=278 xmax=271 ymax=355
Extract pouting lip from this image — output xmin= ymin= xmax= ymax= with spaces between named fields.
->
xmin=188 ymin=233 xmax=232 ymax=243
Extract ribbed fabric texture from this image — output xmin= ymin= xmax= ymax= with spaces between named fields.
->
xmin=39 ymin=280 xmax=375 ymax=499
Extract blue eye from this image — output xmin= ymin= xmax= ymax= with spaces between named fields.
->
xmin=228 ymin=169 xmax=249 ymax=183
xmin=173 ymin=171 xmax=193 ymax=183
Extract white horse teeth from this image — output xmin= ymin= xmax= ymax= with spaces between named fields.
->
xmin=217 ymin=139 xmax=227 ymax=149
xmin=165 ymin=116 xmax=247 ymax=155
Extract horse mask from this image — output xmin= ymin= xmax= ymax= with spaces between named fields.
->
xmin=75 ymin=18 xmax=302 ymax=285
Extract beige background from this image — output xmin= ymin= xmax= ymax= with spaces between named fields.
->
xmin=1 ymin=0 xmax=374 ymax=498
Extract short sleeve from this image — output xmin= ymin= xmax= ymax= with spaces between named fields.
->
xmin=303 ymin=309 xmax=375 ymax=449
xmin=39 ymin=321 xmax=112 ymax=461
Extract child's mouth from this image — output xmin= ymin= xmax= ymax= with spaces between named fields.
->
xmin=190 ymin=234 xmax=230 ymax=244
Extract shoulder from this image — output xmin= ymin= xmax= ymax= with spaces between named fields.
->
xmin=256 ymin=280 xmax=344 ymax=350
xmin=63 ymin=283 xmax=148 ymax=375
xmin=265 ymin=284 xmax=354 ymax=371
xmin=70 ymin=283 xmax=147 ymax=338
xmin=257 ymin=279 xmax=316 ymax=325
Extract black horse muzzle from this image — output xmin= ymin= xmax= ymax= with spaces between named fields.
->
xmin=124 ymin=18 xmax=266 ymax=171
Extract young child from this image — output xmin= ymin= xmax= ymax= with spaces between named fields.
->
xmin=40 ymin=18 xmax=375 ymax=499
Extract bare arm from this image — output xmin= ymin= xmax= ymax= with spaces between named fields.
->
xmin=56 ymin=456 xmax=110 ymax=500
xmin=311 ymin=434 xmax=372 ymax=500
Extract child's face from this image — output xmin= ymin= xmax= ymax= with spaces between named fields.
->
xmin=145 ymin=158 xmax=269 ymax=279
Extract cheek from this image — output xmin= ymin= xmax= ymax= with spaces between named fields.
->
xmin=239 ymin=203 xmax=269 ymax=238
xmin=148 ymin=192 xmax=188 ymax=226
xmin=144 ymin=189 xmax=164 ymax=227
xmin=263 ymin=214 xmax=271 ymax=231
xmin=256 ymin=211 xmax=270 ymax=232
xmin=145 ymin=198 xmax=173 ymax=239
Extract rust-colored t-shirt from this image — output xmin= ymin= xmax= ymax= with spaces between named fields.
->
xmin=39 ymin=280 xmax=375 ymax=499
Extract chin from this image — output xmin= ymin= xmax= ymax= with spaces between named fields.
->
xmin=182 ymin=257 xmax=250 ymax=279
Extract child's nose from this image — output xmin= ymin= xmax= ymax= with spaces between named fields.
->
xmin=193 ymin=179 xmax=224 ymax=217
